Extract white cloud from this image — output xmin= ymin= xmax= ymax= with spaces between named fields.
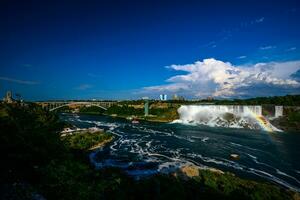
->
xmin=75 ymin=84 xmax=93 ymax=90
xmin=237 ymin=55 xmax=247 ymax=59
xmin=143 ymin=58 xmax=300 ymax=98
xmin=260 ymin=45 xmax=276 ymax=50
xmin=0 ymin=76 xmax=38 ymax=85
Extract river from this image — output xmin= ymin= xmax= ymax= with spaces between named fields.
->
xmin=60 ymin=113 xmax=300 ymax=192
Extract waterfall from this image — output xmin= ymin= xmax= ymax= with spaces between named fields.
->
xmin=174 ymin=105 xmax=279 ymax=131
xmin=275 ymin=106 xmax=283 ymax=118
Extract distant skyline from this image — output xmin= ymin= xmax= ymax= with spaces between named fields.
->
xmin=0 ymin=0 xmax=300 ymax=100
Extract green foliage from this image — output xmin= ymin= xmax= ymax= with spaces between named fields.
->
xmin=62 ymin=131 xmax=113 ymax=150
xmin=194 ymin=170 xmax=292 ymax=200
xmin=105 ymin=104 xmax=144 ymax=116
xmin=79 ymin=106 xmax=105 ymax=115
xmin=212 ymin=95 xmax=300 ymax=106
xmin=287 ymin=111 xmax=300 ymax=122
xmin=0 ymin=103 xmax=65 ymax=182
xmin=104 ymin=103 xmax=179 ymax=122
xmin=149 ymin=107 xmax=179 ymax=121
xmin=119 ymin=100 xmax=145 ymax=105
xmin=276 ymin=109 xmax=300 ymax=131
xmin=39 ymin=159 xmax=99 ymax=200
xmin=53 ymin=105 xmax=72 ymax=113
xmin=159 ymin=95 xmax=300 ymax=106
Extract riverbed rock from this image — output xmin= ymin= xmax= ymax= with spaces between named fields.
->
xmin=230 ymin=154 xmax=240 ymax=160
xmin=174 ymin=165 xmax=225 ymax=180
xmin=180 ymin=165 xmax=200 ymax=178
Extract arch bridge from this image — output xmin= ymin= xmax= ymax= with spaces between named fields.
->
xmin=37 ymin=101 xmax=116 ymax=111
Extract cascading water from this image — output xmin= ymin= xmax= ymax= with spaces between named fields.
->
xmin=174 ymin=105 xmax=280 ymax=131
xmin=275 ymin=106 xmax=283 ymax=118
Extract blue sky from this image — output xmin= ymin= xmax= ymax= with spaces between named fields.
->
xmin=0 ymin=0 xmax=300 ymax=100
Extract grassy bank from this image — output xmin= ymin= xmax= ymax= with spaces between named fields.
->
xmin=104 ymin=103 xmax=179 ymax=123
xmin=61 ymin=130 xmax=114 ymax=150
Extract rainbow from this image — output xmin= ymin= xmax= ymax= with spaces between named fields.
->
xmin=247 ymin=110 xmax=274 ymax=132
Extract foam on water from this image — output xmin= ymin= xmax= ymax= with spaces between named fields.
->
xmin=174 ymin=105 xmax=280 ymax=132
xmin=276 ymin=169 xmax=300 ymax=184
xmin=61 ymin=114 xmax=300 ymax=192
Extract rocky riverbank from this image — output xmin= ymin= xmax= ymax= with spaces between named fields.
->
xmin=270 ymin=113 xmax=300 ymax=132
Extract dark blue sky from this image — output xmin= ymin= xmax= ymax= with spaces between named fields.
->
xmin=1 ymin=0 xmax=300 ymax=100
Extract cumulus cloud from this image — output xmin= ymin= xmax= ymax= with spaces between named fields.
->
xmin=0 ymin=76 xmax=38 ymax=85
xmin=143 ymin=58 xmax=300 ymax=98
xmin=291 ymin=69 xmax=300 ymax=81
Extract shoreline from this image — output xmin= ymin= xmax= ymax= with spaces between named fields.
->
xmin=70 ymin=112 xmax=174 ymax=123
xmin=61 ymin=127 xmax=114 ymax=151
xmin=72 ymin=112 xmax=300 ymax=132
xmin=88 ymin=136 xmax=114 ymax=151
xmin=101 ymin=112 xmax=174 ymax=123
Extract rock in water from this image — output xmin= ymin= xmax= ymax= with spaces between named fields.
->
xmin=230 ymin=154 xmax=240 ymax=160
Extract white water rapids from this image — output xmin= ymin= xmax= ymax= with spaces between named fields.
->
xmin=60 ymin=113 xmax=300 ymax=192
xmin=173 ymin=105 xmax=278 ymax=131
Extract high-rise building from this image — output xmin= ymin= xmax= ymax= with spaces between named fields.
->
xmin=178 ymin=96 xmax=185 ymax=101
xmin=172 ymin=94 xmax=184 ymax=101
xmin=172 ymin=94 xmax=178 ymax=100
xmin=159 ymin=94 xmax=167 ymax=101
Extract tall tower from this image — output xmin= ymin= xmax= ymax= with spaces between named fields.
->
xmin=7 ymin=91 xmax=12 ymax=99
xmin=142 ymin=97 xmax=149 ymax=116
xmin=3 ymin=91 xmax=14 ymax=103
